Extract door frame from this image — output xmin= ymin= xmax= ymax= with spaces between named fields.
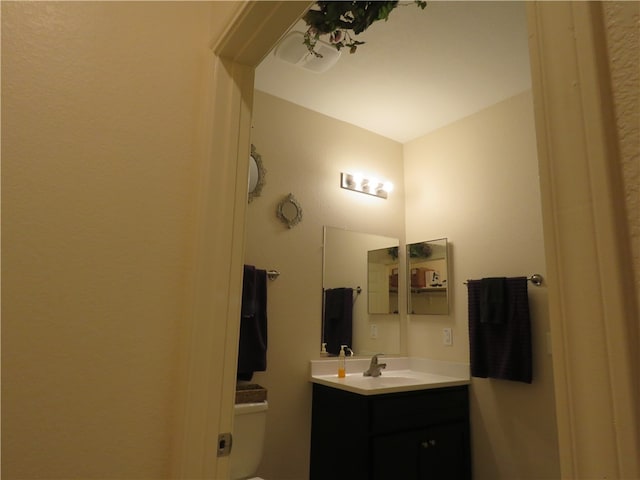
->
xmin=527 ymin=3 xmax=638 ymax=477
xmin=173 ymin=3 xmax=313 ymax=479
xmin=178 ymin=1 xmax=639 ymax=478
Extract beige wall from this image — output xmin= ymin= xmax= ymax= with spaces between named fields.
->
xmin=603 ymin=0 xmax=640 ymax=458
xmin=1 ymin=2 xmax=237 ymax=478
xmin=404 ymin=90 xmax=560 ymax=479
xmin=247 ymin=90 xmax=405 ymax=479
xmin=603 ymin=0 xmax=640 ymax=345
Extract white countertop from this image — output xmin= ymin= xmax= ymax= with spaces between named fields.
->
xmin=310 ymin=356 xmax=470 ymax=396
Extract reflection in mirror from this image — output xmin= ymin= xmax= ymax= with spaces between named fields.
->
xmin=407 ymin=238 xmax=449 ymax=315
xmin=367 ymin=247 xmax=399 ymax=314
xmin=248 ymin=144 xmax=266 ymax=203
xmin=323 ymin=226 xmax=400 ymax=357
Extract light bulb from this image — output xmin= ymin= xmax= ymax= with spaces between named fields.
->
xmin=353 ymin=173 xmax=363 ymax=188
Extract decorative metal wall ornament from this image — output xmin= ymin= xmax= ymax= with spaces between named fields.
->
xmin=276 ymin=193 xmax=303 ymax=228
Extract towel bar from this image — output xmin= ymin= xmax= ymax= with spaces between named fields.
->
xmin=464 ymin=274 xmax=543 ymax=286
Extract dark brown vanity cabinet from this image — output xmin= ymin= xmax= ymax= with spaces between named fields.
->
xmin=310 ymin=383 xmax=471 ymax=480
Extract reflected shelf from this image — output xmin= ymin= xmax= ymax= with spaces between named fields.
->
xmin=410 ymin=287 xmax=447 ymax=293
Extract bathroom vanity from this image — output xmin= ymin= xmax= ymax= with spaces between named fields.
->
xmin=309 ymin=358 xmax=472 ymax=480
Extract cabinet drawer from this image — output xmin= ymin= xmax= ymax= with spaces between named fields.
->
xmin=371 ymin=386 xmax=468 ymax=433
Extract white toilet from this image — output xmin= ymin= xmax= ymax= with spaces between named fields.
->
xmin=230 ymin=401 xmax=268 ymax=480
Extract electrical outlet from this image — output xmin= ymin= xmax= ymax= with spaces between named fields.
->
xmin=370 ymin=324 xmax=378 ymax=339
xmin=443 ymin=328 xmax=453 ymax=346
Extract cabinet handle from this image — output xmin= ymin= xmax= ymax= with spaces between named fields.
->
xmin=421 ymin=439 xmax=436 ymax=449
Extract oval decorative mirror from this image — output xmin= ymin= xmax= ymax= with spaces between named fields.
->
xmin=276 ymin=193 xmax=303 ymax=228
xmin=248 ymin=144 xmax=266 ymax=203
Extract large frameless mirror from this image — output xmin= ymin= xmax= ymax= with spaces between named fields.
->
xmin=407 ymin=238 xmax=449 ymax=315
xmin=322 ymin=226 xmax=400 ymax=356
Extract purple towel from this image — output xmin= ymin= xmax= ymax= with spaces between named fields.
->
xmin=238 ymin=266 xmax=268 ymax=380
xmin=480 ymin=277 xmax=508 ymax=324
xmin=323 ymin=288 xmax=353 ymax=356
xmin=468 ymin=277 xmax=532 ymax=383
xmin=241 ymin=265 xmax=257 ymax=317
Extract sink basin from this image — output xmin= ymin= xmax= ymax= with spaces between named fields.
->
xmin=354 ymin=375 xmax=418 ymax=385
xmin=348 ymin=370 xmax=431 ymax=384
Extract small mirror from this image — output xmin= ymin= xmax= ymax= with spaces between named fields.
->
xmin=276 ymin=193 xmax=303 ymax=228
xmin=248 ymin=144 xmax=266 ymax=203
xmin=407 ymin=238 xmax=449 ymax=315
xmin=367 ymin=247 xmax=399 ymax=314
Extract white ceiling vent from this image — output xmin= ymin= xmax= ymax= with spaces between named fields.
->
xmin=274 ymin=31 xmax=341 ymax=73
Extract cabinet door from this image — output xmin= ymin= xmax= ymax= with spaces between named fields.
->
xmin=418 ymin=422 xmax=470 ymax=479
xmin=310 ymin=385 xmax=370 ymax=480
xmin=372 ymin=422 xmax=470 ymax=480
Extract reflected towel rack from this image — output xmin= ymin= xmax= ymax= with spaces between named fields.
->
xmin=322 ymin=286 xmax=362 ymax=306
xmin=322 ymin=286 xmax=361 ymax=294
xmin=464 ymin=273 xmax=543 ymax=287
xmin=266 ymin=270 xmax=280 ymax=281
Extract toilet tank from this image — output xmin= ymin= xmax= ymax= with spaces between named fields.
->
xmin=230 ymin=401 xmax=268 ymax=480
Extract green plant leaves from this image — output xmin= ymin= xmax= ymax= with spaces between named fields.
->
xmin=302 ymin=1 xmax=427 ymax=56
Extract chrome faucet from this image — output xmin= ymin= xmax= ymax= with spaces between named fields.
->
xmin=363 ymin=354 xmax=387 ymax=377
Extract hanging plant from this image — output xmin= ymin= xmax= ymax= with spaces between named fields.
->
xmin=409 ymin=242 xmax=432 ymax=258
xmin=386 ymin=242 xmax=432 ymax=260
xmin=303 ymin=1 xmax=427 ymax=57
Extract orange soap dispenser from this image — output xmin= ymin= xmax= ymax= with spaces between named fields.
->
xmin=338 ymin=345 xmax=347 ymax=378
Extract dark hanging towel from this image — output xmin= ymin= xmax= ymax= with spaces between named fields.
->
xmin=467 ymin=276 xmax=532 ymax=383
xmin=480 ymin=277 xmax=508 ymax=324
xmin=323 ymin=287 xmax=353 ymax=356
xmin=237 ymin=265 xmax=268 ymax=381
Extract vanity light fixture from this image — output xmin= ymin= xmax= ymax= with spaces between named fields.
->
xmin=341 ymin=172 xmax=393 ymax=199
